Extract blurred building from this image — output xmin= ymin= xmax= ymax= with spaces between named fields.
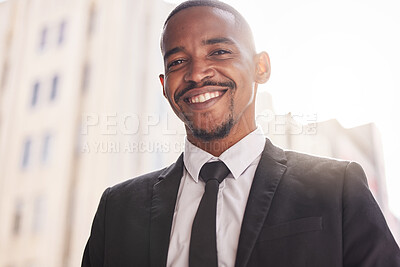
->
xmin=0 ymin=0 xmax=180 ymax=266
xmin=0 ymin=0 xmax=398 ymax=267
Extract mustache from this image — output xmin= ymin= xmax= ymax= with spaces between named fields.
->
xmin=175 ymin=80 xmax=235 ymax=103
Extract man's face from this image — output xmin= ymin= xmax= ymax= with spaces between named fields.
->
xmin=160 ymin=6 xmax=264 ymax=143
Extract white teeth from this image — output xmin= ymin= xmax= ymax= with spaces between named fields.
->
xmin=199 ymin=94 xmax=205 ymax=102
xmin=189 ymin=91 xmax=222 ymax=104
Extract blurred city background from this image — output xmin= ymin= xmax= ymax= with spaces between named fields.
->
xmin=0 ymin=0 xmax=399 ymax=266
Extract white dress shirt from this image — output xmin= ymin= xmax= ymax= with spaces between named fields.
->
xmin=166 ymin=127 xmax=266 ymax=267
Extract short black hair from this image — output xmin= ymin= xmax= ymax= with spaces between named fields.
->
xmin=164 ymin=0 xmax=248 ymax=28
xmin=161 ymin=0 xmax=255 ymax=54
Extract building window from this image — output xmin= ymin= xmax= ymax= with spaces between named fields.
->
xmin=58 ymin=20 xmax=67 ymax=45
xmin=21 ymin=138 xmax=32 ymax=168
xmin=87 ymin=3 xmax=96 ymax=36
xmin=42 ymin=134 xmax=52 ymax=163
xmin=1 ymin=61 xmax=9 ymax=92
xmin=50 ymin=75 xmax=59 ymax=100
xmin=12 ymin=201 xmax=23 ymax=235
xmin=39 ymin=26 xmax=47 ymax=51
xmin=31 ymin=81 xmax=40 ymax=107
xmin=32 ymin=195 xmax=46 ymax=233
xmin=25 ymin=262 xmax=37 ymax=267
xmin=81 ymin=63 xmax=90 ymax=92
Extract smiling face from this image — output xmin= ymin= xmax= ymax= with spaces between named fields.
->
xmin=160 ymin=6 xmax=270 ymax=154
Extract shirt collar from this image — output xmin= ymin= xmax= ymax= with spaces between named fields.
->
xmin=183 ymin=126 xmax=266 ymax=182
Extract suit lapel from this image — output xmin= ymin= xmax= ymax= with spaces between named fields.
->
xmin=149 ymin=154 xmax=183 ymax=267
xmin=235 ymin=139 xmax=287 ymax=267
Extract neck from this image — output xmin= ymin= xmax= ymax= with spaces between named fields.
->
xmin=187 ymin=123 xmax=256 ymax=157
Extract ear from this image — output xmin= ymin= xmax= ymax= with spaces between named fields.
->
xmin=159 ymin=74 xmax=166 ymax=98
xmin=254 ymin=51 xmax=271 ymax=84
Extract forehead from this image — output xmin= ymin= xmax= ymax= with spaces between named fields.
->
xmin=161 ymin=6 xmax=238 ymax=53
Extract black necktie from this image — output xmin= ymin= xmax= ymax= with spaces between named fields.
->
xmin=189 ymin=161 xmax=230 ymax=267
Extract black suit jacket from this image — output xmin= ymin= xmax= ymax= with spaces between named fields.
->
xmin=82 ymin=139 xmax=400 ymax=266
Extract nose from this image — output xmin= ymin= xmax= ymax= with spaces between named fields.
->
xmin=184 ymin=58 xmax=215 ymax=83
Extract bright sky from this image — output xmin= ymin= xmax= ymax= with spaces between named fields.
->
xmin=165 ymin=0 xmax=400 ymax=218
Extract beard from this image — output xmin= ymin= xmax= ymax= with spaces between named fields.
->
xmin=182 ymin=96 xmax=235 ymax=141
xmin=189 ymin=113 xmax=234 ymax=141
xmin=175 ymin=79 xmax=237 ymax=141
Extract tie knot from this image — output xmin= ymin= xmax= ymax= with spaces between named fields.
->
xmin=200 ymin=161 xmax=230 ymax=184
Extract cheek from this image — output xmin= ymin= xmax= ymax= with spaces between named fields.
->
xmin=231 ymin=66 xmax=256 ymax=109
xmin=163 ymin=77 xmax=178 ymax=103
xmin=228 ymin=57 xmax=255 ymax=82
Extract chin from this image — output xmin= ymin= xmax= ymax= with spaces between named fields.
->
xmin=190 ymin=116 xmax=234 ymax=141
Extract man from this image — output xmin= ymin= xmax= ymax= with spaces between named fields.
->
xmin=82 ymin=1 xmax=400 ymax=266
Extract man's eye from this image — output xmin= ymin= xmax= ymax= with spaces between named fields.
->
xmin=168 ymin=59 xmax=184 ymax=68
xmin=212 ymin=50 xmax=231 ymax=56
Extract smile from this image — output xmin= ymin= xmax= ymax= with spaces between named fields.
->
xmin=178 ymin=85 xmax=231 ymax=110
xmin=187 ymin=91 xmax=224 ymax=104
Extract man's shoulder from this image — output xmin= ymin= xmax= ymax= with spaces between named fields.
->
xmin=263 ymin=138 xmax=352 ymax=171
xmin=106 ymin=154 xmax=183 ymax=199
xmin=282 ymin=149 xmax=360 ymax=182
xmin=275 ymin=149 xmax=369 ymax=200
xmin=109 ymin=167 xmax=167 ymax=193
xmin=285 ymin=149 xmax=349 ymax=167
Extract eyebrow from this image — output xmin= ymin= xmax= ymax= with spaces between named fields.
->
xmin=163 ymin=37 xmax=235 ymax=61
xmin=202 ymin=37 xmax=235 ymax=46
xmin=164 ymin=46 xmax=184 ymax=61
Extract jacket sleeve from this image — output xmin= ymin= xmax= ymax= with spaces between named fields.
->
xmin=342 ymin=162 xmax=400 ymax=266
xmin=82 ymin=188 xmax=110 ymax=267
